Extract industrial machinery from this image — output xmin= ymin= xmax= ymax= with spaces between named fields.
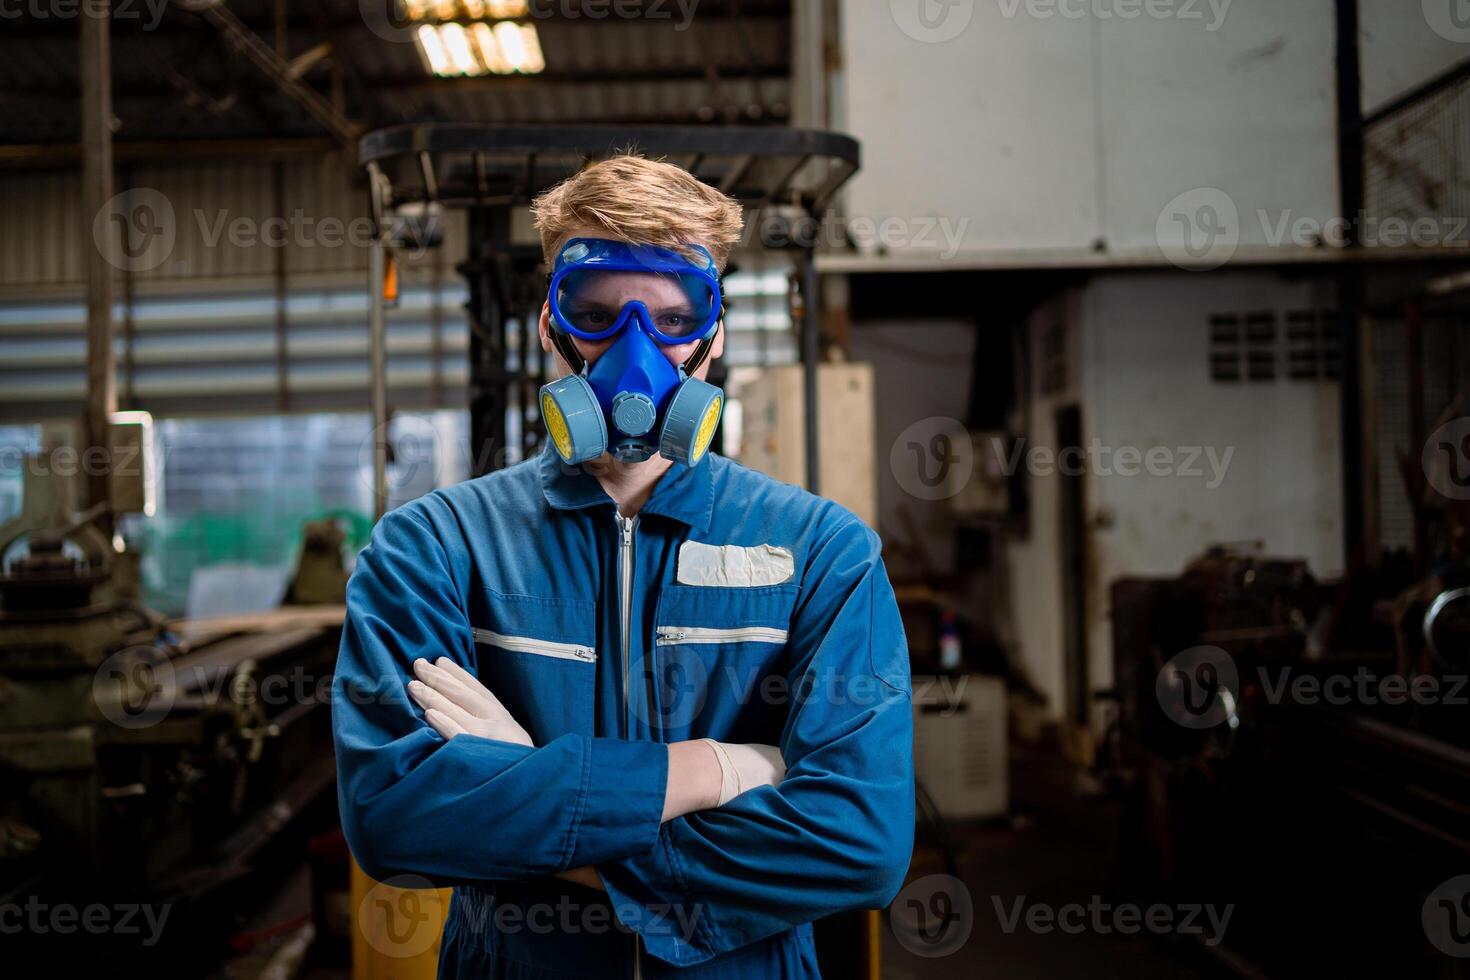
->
xmin=0 ymin=462 xmax=343 ymax=974
xmin=1109 ymin=544 xmax=1470 ymax=977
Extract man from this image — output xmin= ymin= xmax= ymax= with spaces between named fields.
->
xmin=332 ymin=154 xmax=914 ymax=979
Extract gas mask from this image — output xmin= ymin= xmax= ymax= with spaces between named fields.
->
xmin=539 ymin=237 xmax=725 ymax=467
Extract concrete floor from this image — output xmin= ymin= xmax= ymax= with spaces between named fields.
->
xmin=882 ymin=746 xmax=1227 ymax=980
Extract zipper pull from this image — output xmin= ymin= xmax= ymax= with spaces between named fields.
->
xmin=655 ymin=629 xmax=687 ymax=642
xmin=574 ymin=647 xmax=596 ymax=662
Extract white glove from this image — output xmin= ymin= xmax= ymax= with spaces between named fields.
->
xmin=407 ymin=657 xmax=535 ymax=747
xmin=700 ymin=740 xmax=786 ymax=806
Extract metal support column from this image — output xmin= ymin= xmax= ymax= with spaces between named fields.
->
xmin=368 ymin=231 xmax=389 ymax=520
xmin=1335 ymin=0 xmax=1366 ymax=566
xmin=801 ymin=246 xmax=821 ymax=495
xmin=81 ymin=1 xmax=115 ymax=527
xmin=464 ymin=206 xmax=513 ymax=477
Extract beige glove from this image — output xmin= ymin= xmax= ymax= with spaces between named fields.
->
xmin=700 ymin=739 xmax=786 ymax=806
xmin=407 ymin=657 xmax=534 ymax=747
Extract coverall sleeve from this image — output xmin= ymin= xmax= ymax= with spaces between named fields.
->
xmin=332 ymin=505 xmax=669 ymax=884
xmin=597 ymin=518 xmax=915 ymax=966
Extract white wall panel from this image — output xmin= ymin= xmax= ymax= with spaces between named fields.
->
xmin=841 ymin=1 xmax=1344 ymax=261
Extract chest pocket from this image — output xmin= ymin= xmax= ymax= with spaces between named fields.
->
xmin=470 ymin=589 xmax=596 ymax=742
xmin=650 ymin=583 xmax=799 ymax=742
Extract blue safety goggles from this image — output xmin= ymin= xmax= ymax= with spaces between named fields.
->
xmin=547 ymin=238 xmax=723 ymax=346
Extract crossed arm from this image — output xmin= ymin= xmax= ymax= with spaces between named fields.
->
xmin=405 ymin=655 xmax=786 ymax=845
xmin=331 ymin=505 xmax=914 ymax=966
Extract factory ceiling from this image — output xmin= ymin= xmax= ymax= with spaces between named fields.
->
xmin=0 ymin=0 xmax=793 ymax=166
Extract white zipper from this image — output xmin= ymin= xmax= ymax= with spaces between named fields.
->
xmin=655 ymin=625 xmax=790 ymax=646
xmin=614 ymin=512 xmax=643 ymax=980
xmin=471 ymin=628 xmax=596 ymax=663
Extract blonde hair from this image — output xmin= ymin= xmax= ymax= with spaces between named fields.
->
xmin=531 ymin=153 xmax=744 ymax=270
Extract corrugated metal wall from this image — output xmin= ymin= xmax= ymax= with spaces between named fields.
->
xmin=0 ymin=156 xmax=468 ymax=292
xmin=0 ymin=157 xmax=473 ymax=420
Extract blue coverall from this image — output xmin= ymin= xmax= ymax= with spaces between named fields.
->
xmin=332 ymin=445 xmax=915 ymax=978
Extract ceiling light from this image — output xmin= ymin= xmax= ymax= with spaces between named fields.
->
xmin=471 ymin=22 xmax=511 ymax=74
xmin=519 ymin=23 xmax=545 ymax=73
xmin=440 ymin=22 xmax=484 ymax=75
xmin=493 ymin=20 xmax=544 ymax=74
xmin=415 ymin=23 xmax=452 ymax=74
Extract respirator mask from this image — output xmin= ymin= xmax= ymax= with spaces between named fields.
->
xmin=539 ymin=237 xmax=725 ymax=467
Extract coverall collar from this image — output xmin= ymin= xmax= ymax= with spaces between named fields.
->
xmin=537 ymin=443 xmax=715 ymax=532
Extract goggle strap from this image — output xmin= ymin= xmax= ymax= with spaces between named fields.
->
xmin=550 ymin=328 xmax=586 ymax=375
xmin=681 ymin=326 xmax=719 ymax=376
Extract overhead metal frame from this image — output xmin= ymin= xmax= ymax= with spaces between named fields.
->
xmin=360 ymin=123 xmax=861 ymax=497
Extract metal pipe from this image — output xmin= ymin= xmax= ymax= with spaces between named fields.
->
xmin=81 ymin=0 xmax=115 ymax=526
xmin=802 ymin=247 xmax=820 ymax=494
xmin=369 ymin=234 xmax=388 ymax=520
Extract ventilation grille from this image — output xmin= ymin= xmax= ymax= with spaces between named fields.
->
xmin=1209 ymin=310 xmax=1341 ymax=383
